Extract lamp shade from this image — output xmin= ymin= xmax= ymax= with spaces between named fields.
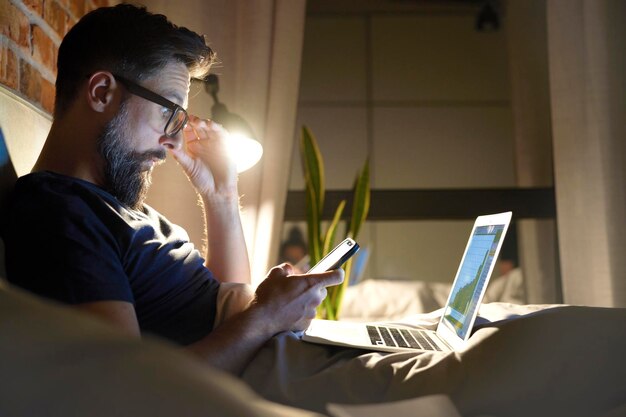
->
xmin=206 ymin=75 xmax=263 ymax=173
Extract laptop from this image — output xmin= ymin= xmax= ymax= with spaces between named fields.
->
xmin=302 ymin=212 xmax=512 ymax=353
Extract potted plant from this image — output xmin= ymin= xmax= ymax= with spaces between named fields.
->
xmin=300 ymin=125 xmax=370 ymax=320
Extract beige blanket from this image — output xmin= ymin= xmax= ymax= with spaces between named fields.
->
xmin=242 ymin=302 xmax=626 ymax=417
xmin=2 ymin=278 xmax=625 ymax=417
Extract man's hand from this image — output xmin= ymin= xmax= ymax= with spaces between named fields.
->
xmin=186 ymin=263 xmax=344 ymax=374
xmin=250 ymin=263 xmax=345 ymax=334
xmin=170 ymin=115 xmax=237 ymax=198
xmin=170 ymin=115 xmax=250 ymax=284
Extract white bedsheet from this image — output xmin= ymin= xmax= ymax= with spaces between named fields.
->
xmin=242 ymin=302 xmax=626 ymax=417
xmin=340 ymin=269 xmax=525 ymax=322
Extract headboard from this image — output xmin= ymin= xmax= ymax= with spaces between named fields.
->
xmin=0 ymin=85 xmax=51 ymax=279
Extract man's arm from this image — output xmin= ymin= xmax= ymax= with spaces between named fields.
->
xmin=74 ymin=300 xmax=141 ymax=337
xmin=171 ymin=116 xmax=250 ymax=284
xmin=186 ymin=264 xmax=344 ymax=374
xmin=71 ymin=265 xmax=343 ymax=375
xmin=201 ymin=192 xmax=250 ymax=285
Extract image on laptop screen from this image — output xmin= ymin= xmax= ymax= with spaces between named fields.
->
xmin=442 ymin=224 xmax=506 ymax=340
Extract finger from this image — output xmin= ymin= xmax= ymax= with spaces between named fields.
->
xmin=209 ymin=121 xmax=226 ymax=134
xmin=293 ymin=317 xmax=314 ymax=332
xmin=184 ymin=115 xmax=211 ymax=142
xmin=183 ymin=115 xmax=209 ymax=143
xmin=169 ymin=146 xmax=192 ymax=168
xmin=291 ymin=316 xmax=316 ymax=332
xmin=302 ymin=269 xmax=345 ymax=289
xmin=283 ymin=263 xmax=295 ymax=276
xmin=309 ymin=286 xmax=327 ymax=308
xmin=186 ymin=114 xmax=204 ymax=127
xmin=304 ymin=286 xmax=327 ymax=307
xmin=267 ymin=263 xmax=294 ymax=278
xmin=319 ymin=286 xmax=328 ymax=300
xmin=183 ymin=123 xmax=198 ymax=143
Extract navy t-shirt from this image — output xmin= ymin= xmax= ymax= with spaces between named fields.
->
xmin=4 ymin=171 xmax=220 ymax=345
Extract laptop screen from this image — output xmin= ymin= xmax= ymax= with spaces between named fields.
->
xmin=442 ymin=224 xmax=506 ymax=340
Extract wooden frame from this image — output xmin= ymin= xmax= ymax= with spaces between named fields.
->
xmin=284 ymin=187 xmax=555 ymax=221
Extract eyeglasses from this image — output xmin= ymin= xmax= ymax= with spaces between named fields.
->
xmin=113 ymin=74 xmax=188 ymax=138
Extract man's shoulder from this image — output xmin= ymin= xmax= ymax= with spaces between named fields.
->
xmin=12 ymin=171 xmax=118 ymax=214
xmin=7 ymin=171 xmax=129 ymax=236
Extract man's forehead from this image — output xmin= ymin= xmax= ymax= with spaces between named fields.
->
xmin=147 ymin=62 xmax=191 ymax=106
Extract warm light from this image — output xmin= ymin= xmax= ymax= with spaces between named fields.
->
xmin=226 ymin=132 xmax=263 ymax=173
xmin=204 ymin=74 xmax=263 ymax=172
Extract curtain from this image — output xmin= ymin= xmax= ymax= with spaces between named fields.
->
xmin=142 ymin=0 xmax=306 ymax=285
xmin=547 ymin=0 xmax=626 ymax=306
xmin=506 ymin=0 xmax=560 ymax=304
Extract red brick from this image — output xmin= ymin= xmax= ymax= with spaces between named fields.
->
xmin=0 ymin=0 xmax=13 ymax=36
xmin=90 ymin=0 xmax=112 ymax=8
xmin=85 ymin=0 xmax=114 ymax=13
xmin=51 ymin=43 xmax=58 ymax=76
xmin=0 ymin=1 xmax=31 ymax=50
xmin=23 ymin=0 xmax=44 ymax=17
xmin=31 ymin=25 xmax=55 ymax=72
xmin=40 ymin=77 xmax=55 ymax=114
xmin=0 ymin=44 xmax=19 ymax=90
xmin=44 ymin=0 xmax=70 ymax=37
xmin=68 ymin=14 xmax=77 ymax=28
xmin=19 ymin=59 xmax=42 ymax=104
xmin=68 ymin=0 xmax=85 ymax=19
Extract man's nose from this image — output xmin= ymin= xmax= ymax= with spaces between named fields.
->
xmin=159 ymin=132 xmax=183 ymax=151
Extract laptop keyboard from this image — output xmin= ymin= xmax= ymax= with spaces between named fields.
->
xmin=366 ymin=325 xmax=442 ymax=351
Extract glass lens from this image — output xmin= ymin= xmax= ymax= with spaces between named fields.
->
xmin=165 ymin=108 xmax=188 ymax=137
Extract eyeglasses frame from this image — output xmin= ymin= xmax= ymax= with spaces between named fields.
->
xmin=113 ymin=74 xmax=188 ymax=138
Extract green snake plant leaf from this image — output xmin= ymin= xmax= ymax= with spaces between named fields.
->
xmin=323 ymin=200 xmax=346 ymax=256
xmin=301 ymin=126 xmax=324 ymax=211
xmin=332 ymin=159 xmax=370 ymax=319
xmin=316 ymin=201 xmax=344 ymax=321
xmin=332 ymin=257 xmax=353 ymax=319
xmin=317 ymin=200 xmax=346 ymax=320
xmin=348 ymin=158 xmax=370 ymax=240
xmin=301 ymin=126 xmax=325 ymax=264
xmin=317 ymin=201 xmax=345 ymax=321
xmin=305 ymin=185 xmax=322 ymax=265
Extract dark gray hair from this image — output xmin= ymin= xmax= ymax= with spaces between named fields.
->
xmin=55 ymin=3 xmax=215 ymax=119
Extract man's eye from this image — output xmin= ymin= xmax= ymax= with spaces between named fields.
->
xmin=161 ymin=107 xmax=172 ymax=119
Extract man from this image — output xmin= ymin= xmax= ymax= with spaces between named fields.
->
xmin=3 ymin=4 xmax=342 ymax=375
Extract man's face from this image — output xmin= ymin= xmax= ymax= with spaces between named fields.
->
xmin=98 ymin=62 xmax=190 ymax=209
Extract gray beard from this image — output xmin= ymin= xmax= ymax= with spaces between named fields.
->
xmin=97 ymin=104 xmax=164 ymax=210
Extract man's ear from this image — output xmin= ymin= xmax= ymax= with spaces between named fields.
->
xmin=86 ymin=72 xmax=120 ymax=113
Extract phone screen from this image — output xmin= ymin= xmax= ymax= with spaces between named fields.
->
xmin=306 ymin=238 xmax=360 ymax=274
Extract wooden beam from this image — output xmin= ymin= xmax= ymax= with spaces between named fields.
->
xmin=284 ymin=188 xmax=556 ymax=221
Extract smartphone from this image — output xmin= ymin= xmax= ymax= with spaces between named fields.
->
xmin=306 ymin=238 xmax=360 ymax=274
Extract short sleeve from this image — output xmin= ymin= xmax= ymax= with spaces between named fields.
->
xmin=5 ymin=181 xmax=134 ymax=304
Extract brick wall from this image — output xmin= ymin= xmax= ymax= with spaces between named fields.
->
xmin=0 ymin=0 xmax=113 ymax=115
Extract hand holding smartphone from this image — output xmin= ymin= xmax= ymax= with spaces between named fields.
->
xmin=306 ymin=238 xmax=360 ymax=274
